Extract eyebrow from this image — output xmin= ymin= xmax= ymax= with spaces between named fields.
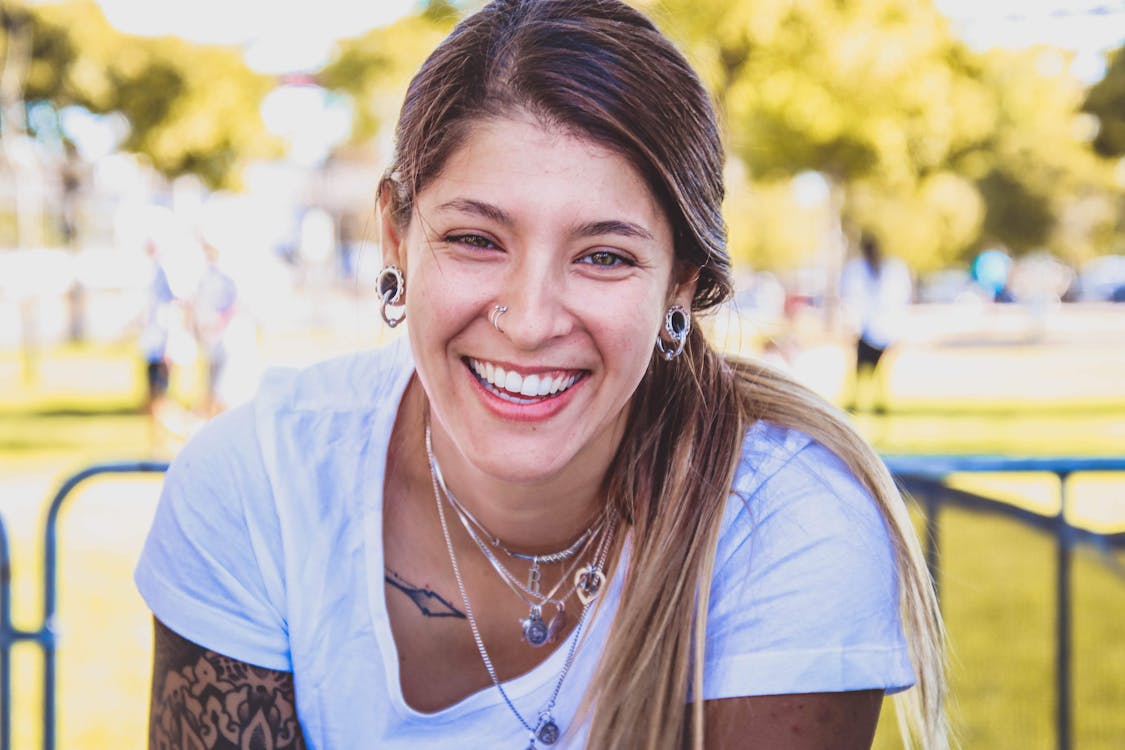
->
xmin=436 ymin=198 xmax=655 ymax=241
xmin=437 ymin=198 xmax=513 ymax=226
xmin=574 ymin=219 xmax=654 ymax=241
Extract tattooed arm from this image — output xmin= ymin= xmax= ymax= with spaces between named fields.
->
xmin=148 ymin=617 xmax=306 ymax=750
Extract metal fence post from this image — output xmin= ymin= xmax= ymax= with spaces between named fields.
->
xmin=1056 ymin=471 xmax=1072 ymax=750
xmin=40 ymin=461 xmax=168 ymax=750
xmin=1 ymin=516 xmax=12 ymax=750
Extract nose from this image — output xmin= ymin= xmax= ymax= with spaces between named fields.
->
xmin=497 ymin=260 xmax=574 ymax=349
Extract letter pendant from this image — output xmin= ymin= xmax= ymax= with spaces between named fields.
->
xmin=528 ymin=558 xmax=542 ymax=595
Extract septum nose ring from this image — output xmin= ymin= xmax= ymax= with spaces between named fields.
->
xmin=489 ymin=305 xmax=508 ymax=333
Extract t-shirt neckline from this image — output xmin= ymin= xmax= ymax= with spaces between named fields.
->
xmin=359 ymin=337 xmax=623 ymax=724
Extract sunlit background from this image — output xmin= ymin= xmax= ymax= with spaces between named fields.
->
xmin=1 ymin=0 xmax=1124 ymax=748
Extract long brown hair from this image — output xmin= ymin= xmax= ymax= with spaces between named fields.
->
xmin=379 ymin=1 xmax=946 ymax=747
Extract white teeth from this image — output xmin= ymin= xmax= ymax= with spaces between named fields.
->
xmin=468 ymin=358 xmax=582 ymax=400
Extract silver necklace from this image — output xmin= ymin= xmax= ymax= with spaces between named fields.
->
xmin=427 ymin=429 xmax=606 ymax=647
xmin=444 ymin=483 xmax=595 ymax=564
xmin=426 ymin=424 xmax=616 ymax=748
xmin=446 ymin=498 xmax=592 ymax=646
xmin=434 ymin=452 xmax=597 ymax=573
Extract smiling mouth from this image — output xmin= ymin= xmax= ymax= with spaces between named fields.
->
xmin=465 ymin=357 xmax=586 ymax=404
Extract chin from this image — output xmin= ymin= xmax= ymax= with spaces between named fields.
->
xmin=473 ymin=450 xmax=573 ymax=486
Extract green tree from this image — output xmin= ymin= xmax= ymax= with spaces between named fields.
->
xmin=1085 ymin=45 xmax=1125 ymax=158
xmin=971 ymin=47 xmax=1119 ymax=262
xmin=649 ymin=0 xmax=1120 ymax=271
xmin=650 ymin=0 xmax=995 ymax=271
xmin=319 ymin=1 xmax=459 ymax=143
xmin=10 ymin=0 xmax=279 ymax=189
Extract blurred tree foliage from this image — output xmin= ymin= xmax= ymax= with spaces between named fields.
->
xmin=5 ymin=0 xmax=1120 ymax=265
xmin=2 ymin=0 xmax=278 ymax=189
xmin=319 ymin=1 xmax=460 ymax=143
xmin=1085 ymin=45 xmax=1125 ymax=159
xmin=643 ymin=0 xmax=1121 ymax=271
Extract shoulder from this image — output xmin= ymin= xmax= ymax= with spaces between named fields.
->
xmin=166 ymin=338 xmax=413 ymax=482
xmin=255 ymin=336 xmax=414 ymax=417
xmin=716 ymin=420 xmax=889 ymax=571
xmin=702 ymin=421 xmax=914 ymax=697
xmin=728 ymin=419 xmax=869 ymax=515
xmin=137 ymin=339 xmax=415 ymax=670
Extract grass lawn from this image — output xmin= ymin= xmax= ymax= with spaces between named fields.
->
xmin=1 ymin=337 xmax=1123 ymax=748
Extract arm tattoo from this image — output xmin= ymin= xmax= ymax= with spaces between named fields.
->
xmin=149 ymin=617 xmax=306 ymax=750
xmin=385 ymin=568 xmax=466 ymax=619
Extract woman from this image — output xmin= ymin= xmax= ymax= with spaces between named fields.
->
xmin=137 ymin=1 xmax=946 ymax=748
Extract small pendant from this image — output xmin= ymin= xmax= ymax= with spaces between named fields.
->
xmin=574 ymin=565 xmax=606 ymax=606
xmin=521 ymin=608 xmax=550 ymax=647
xmin=527 ymin=558 xmax=542 ymax=596
xmin=546 ymin=607 xmax=567 ymax=643
xmin=536 ymin=717 xmax=561 ymax=745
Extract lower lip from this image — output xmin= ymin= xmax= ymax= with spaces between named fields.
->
xmin=465 ymin=364 xmax=585 ymax=422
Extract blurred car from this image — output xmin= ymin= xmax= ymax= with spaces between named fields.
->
xmin=1073 ymin=255 xmax=1125 ymax=302
xmin=917 ymin=269 xmax=990 ymax=305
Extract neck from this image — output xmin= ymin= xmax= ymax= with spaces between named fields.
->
xmin=403 ymin=383 xmax=614 ymax=554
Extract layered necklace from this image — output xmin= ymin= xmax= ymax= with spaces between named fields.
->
xmin=430 ymin=444 xmax=606 ymax=646
xmin=425 ymin=424 xmax=616 ymax=748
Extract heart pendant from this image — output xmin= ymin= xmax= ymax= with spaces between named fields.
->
xmin=574 ymin=566 xmax=606 ymax=606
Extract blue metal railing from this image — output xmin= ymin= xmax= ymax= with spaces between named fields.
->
xmin=0 ymin=461 xmax=168 ymax=750
xmin=1 ymin=456 xmax=1123 ymax=750
xmin=886 ymin=455 xmax=1125 ymax=750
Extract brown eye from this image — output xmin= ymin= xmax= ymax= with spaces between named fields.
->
xmin=447 ymin=233 xmax=497 ymax=250
xmin=582 ymin=251 xmax=631 ymax=268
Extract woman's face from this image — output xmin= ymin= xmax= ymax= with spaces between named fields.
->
xmin=383 ymin=114 xmax=693 ymax=487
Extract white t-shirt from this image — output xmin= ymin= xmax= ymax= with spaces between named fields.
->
xmin=135 ymin=338 xmax=913 ymax=749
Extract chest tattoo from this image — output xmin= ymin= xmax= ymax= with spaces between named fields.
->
xmin=385 ymin=568 xmax=467 ymax=619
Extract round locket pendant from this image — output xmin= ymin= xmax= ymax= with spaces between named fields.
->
xmin=536 ymin=717 xmax=560 ymax=745
xmin=522 ymin=610 xmax=550 ymax=647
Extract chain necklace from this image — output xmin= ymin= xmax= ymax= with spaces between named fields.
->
xmin=445 ymin=497 xmax=594 ymax=646
xmin=426 ymin=424 xmax=616 ymax=748
xmin=427 ymin=427 xmax=606 ymax=647
xmin=443 ymin=480 xmax=596 ymax=564
xmin=434 ymin=450 xmax=598 ymax=574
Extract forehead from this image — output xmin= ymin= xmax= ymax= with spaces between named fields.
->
xmin=416 ymin=115 xmax=670 ymax=232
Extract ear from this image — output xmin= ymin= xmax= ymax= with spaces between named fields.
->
xmin=377 ymin=182 xmax=407 ymax=271
xmin=669 ymin=265 xmax=699 ymax=312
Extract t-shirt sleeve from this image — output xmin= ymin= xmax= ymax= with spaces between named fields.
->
xmin=134 ymin=402 xmax=291 ymax=671
xmin=702 ymin=430 xmax=915 ymax=699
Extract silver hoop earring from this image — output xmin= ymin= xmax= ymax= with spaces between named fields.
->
xmin=655 ymin=304 xmax=690 ymax=360
xmin=377 ymin=265 xmax=406 ymax=328
xmin=488 ymin=304 xmax=508 ymax=333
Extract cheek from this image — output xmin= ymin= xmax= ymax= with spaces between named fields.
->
xmin=404 ymin=255 xmax=480 ymax=326
xmin=597 ymin=303 xmax=663 ymax=375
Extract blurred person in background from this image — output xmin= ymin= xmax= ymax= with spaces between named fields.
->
xmin=841 ymin=232 xmax=913 ymax=413
xmin=136 ymin=1 xmax=946 ymax=749
xmin=139 ymin=239 xmax=175 ymax=449
xmin=190 ymin=241 xmax=238 ymax=417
